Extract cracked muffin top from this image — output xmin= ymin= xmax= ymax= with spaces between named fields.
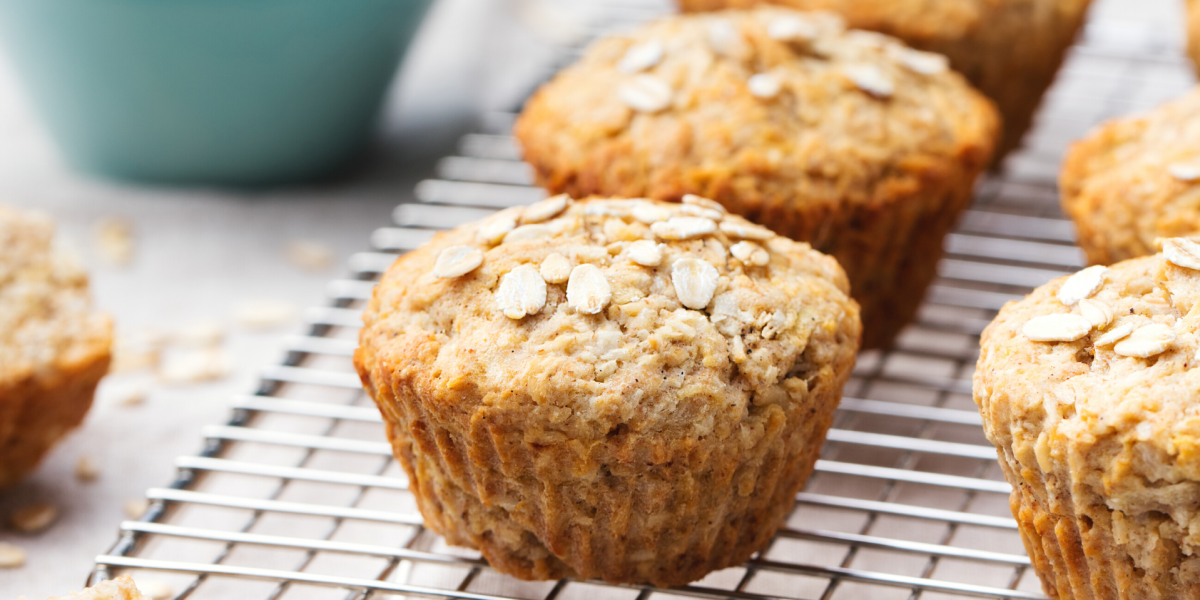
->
xmin=513 ymin=7 xmax=997 ymax=213
xmin=976 ymin=239 xmax=1200 ymax=534
xmin=358 ymin=196 xmax=860 ymax=442
xmin=1061 ymin=87 xmax=1200 ymax=265
xmin=0 ymin=206 xmax=110 ymax=388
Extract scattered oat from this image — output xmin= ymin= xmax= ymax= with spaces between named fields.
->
xmin=718 ymin=220 xmax=774 ymax=240
xmin=730 ymin=241 xmax=770 ymax=266
xmin=632 ymin=202 xmax=673 ymax=224
xmin=432 ymin=245 xmax=484 ymax=279
xmin=708 ymin=19 xmax=748 ymax=58
xmin=1169 ymin=161 xmax=1200 ymax=182
xmin=523 ymin=194 xmax=571 ymax=223
xmin=539 ymin=253 xmax=572 ymax=284
xmin=618 ymin=74 xmax=673 ymax=113
xmin=627 ymin=240 xmax=664 ymax=267
xmin=496 ymin=265 xmax=547 ymax=320
xmin=748 ymin=73 xmax=782 ymax=99
xmin=767 ymin=14 xmax=819 ymax=42
xmin=672 ymin=258 xmax=720 ymax=310
xmin=94 ymin=217 xmax=135 ymax=266
xmin=618 ymin=40 xmax=664 ymax=74
xmin=477 ymin=214 xmax=518 ymax=244
xmin=678 ymin=204 xmax=724 ymax=221
xmin=1096 ymin=322 xmax=1135 ymax=346
xmin=1022 ymin=314 xmax=1091 ymax=342
xmin=110 ymin=346 xmax=159 ymax=373
xmin=1078 ymin=299 xmax=1114 ymax=328
xmin=843 ymin=63 xmax=894 ymax=98
xmin=158 ymin=348 xmax=230 ymax=385
xmin=1114 ymin=323 xmax=1176 ymax=358
xmin=0 ymin=542 xmax=25 ymax=568
xmin=133 ymin=578 xmax=173 ymax=600
xmin=682 ymin=194 xmax=725 ymax=213
xmin=124 ymin=498 xmax=150 ymax=519
xmin=503 ymin=223 xmax=553 ymax=243
xmin=171 ymin=321 xmax=225 ymax=346
xmin=566 ymin=264 xmax=613 ymax=315
xmin=1058 ymin=265 xmax=1108 ymax=306
xmin=110 ymin=382 xmax=148 ymax=407
xmin=75 ymin=455 xmax=100 ymax=482
xmin=234 ymin=299 xmax=298 ymax=330
xmin=284 ymin=239 xmax=335 ymax=272
xmin=889 ymin=46 xmax=949 ymax=75
xmin=652 ymin=217 xmax=717 ymax=240
xmin=1163 ymin=237 xmax=1200 ymax=270
xmin=10 ymin=503 xmax=57 ymax=533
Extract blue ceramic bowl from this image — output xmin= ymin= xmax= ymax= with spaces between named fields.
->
xmin=0 ymin=0 xmax=432 ymax=184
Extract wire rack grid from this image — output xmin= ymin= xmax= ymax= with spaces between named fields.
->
xmin=88 ymin=1 xmax=1196 ymax=599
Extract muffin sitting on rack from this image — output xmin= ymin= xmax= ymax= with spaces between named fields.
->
xmin=675 ymin=0 xmax=1094 ymax=161
xmin=514 ymin=7 xmax=998 ymax=349
xmin=1061 ymin=87 xmax=1200 ymax=266
xmin=975 ymin=238 xmax=1200 ymax=599
xmin=52 ymin=575 xmax=149 ymax=600
xmin=355 ymin=195 xmax=861 ymax=585
xmin=0 ymin=206 xmax=111 ymax=487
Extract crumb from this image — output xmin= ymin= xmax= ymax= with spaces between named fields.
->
xmin=94 ymin=218 xmax=135 ymax=266
xmin=133 ymin=578 xmax=172 ymax=600
xmin=233 ymin=300 xmax=298 ymax=331
xmin=10 ymin=503 xmax=57 ymax=533
xmin=158 ymin=348 xmax=230 ymax=385
xmin=123 ymin=498 xmax=149 ymax=519
xmin=75 ymin=455 xmax=100 ymax=482
xmin=284 ymin=239 xmax=335 ymax=272
xmin=0 ymin=542 xmax=25 ymax=568
xmin=170 ymin=321 xmax=225 ymax=347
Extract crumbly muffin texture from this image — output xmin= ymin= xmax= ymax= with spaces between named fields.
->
xmin=975 ymin=240 xmax=1200 ymax=598
xmin=0 ymin=206 xmax=112 ymax=487
xmin=51 ymin=576 xmax=149 ymax=600
xmin=515 ymin=7 xmax=997 ymax=348
xmin=356 ymin=196 xmax=861 ymax=585
xmin=1061 ymin=87 xmax=1200 ymax=266
xmin=677 ymin=0 xmax=1093 ymax=160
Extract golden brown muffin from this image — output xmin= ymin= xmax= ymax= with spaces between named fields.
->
xmin=1061 ymin=88 xmax=1200 ymax=267
xmin=0 ymin=207 xmax=112 ymax=488
xmin=51 ymin=575 xmax=150 ymax=600
xmin=676 ymin=0 xmax=1093 ymax=160
xmin=356 ymin=196 xmax=861 ymax=585
xmin=975 ymin=239 xmax=1200 ymax=599
xmin=514 ymin=8 xmax=998 ymax=349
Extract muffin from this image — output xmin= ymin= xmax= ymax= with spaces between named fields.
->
xmin=52 ymin=576 xmax=150 ymax=600
xmin=1061 ymin=87 xmax=1200 ymax=266
xmin=676 ymin=0 xmax=1093 ymax=160
xmin=514 ymin=8 xmax=998 ymax=349
xmin=355 ymin=196 xmax=861 ymax=585
xmin=0 ymin=206 xmax=112 ymax=487
xmin=974 ymin=238 xmax=1200 ymax=598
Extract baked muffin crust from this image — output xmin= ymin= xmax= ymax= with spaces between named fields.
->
xmin=676 ymin=0 xmax=1093 ymax=160
xmin=356 ymin=196 xmax=860 ymax=585
xmin=0 ymin=206 xmax=111 ymax=487
xmin=515 ymin=8 xmax=996 ymax=349
xmin=52 ymin=576 xmax=149 ymax=600
xmin=1061 ymin=87 xmax=1200 ymax=266
xmin=976 ymin=241 xmax=1200 ymax=598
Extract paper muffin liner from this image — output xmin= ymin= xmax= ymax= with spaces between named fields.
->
xmin=363 ymin=359 xmax=848 ymax=586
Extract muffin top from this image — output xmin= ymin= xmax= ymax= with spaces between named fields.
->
xmin=359 ymin=196 xmax=860 ymax=442
xmin=1061 ymin=88 xmax=1200 ymax=264
xmin=514 ymin=7 xmax=997 ymax=210
xmin=0 ymin=206 xmax=110 ymax=388
xmin=976 ymin=239 xmax=1200 ymax=504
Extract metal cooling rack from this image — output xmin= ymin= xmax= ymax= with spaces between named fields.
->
xmin=89 ymin=1 xmax=1197 ymax=598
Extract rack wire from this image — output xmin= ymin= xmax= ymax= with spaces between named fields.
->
xmin=89 ymin=1 xmax=1197 ymax=598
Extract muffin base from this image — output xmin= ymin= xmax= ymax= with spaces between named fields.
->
xmin=360 ymin=345 xmax=854 ymax=586
xmin=0 ymin=337 xmax=110 ymax=488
